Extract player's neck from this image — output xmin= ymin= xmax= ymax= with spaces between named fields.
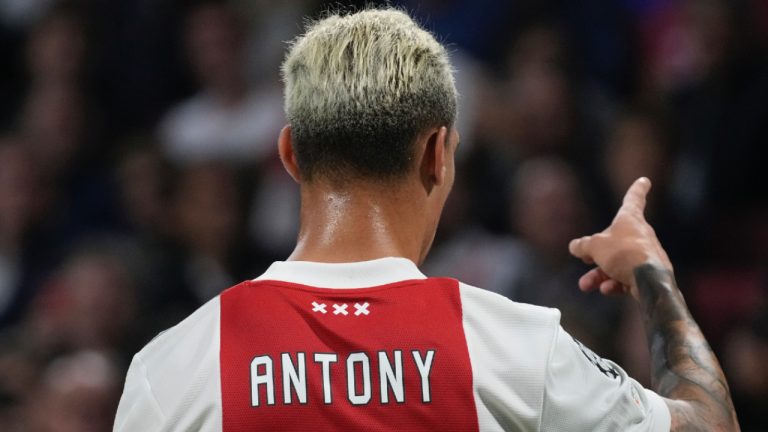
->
xmin=287 ymin=183 xmax=429 ymax=265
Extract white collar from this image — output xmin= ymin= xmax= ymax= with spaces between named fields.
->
xmin=253 ymin=257 xmax=426 ymax=289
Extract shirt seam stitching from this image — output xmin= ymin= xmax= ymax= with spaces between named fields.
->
xmin=135 ymin=354 xmax=167 ymax=422
xmin=456 ymin=282 xmax=482 ymax=432
xmin=538 ymin=313 xmax=561 ymax=431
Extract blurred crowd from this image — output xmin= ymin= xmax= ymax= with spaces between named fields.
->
xmin=0 ymin=0 xmax=765 ymax=430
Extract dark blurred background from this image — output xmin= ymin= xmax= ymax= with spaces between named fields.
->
xmin=0 ymin=0 xmax=765 ymax=430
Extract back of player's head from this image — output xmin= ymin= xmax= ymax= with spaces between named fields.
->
xmin=282 ymin=8 xmax=457 ymax=184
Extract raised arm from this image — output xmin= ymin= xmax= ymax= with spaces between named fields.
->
xmin=569 ymin=177 xmax=739 ymax=431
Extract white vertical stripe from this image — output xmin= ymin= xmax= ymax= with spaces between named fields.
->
xmin=459 ymin=282 xmax=560 ymax=431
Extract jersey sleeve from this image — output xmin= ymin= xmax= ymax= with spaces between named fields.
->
xmin=540 ymin=326 xmax=671 ymax=431
xmin=113 ymin=355 xmax=164 ymax=432
xmin=113 ymin=296 xmax=222 ymax=432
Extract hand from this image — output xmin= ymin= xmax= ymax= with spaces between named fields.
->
xmin=569 ymin=177 xmax=673 ymax=301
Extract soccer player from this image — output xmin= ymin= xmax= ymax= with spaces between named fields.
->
xmin=114 ymin=9 xmax=739 ymax=431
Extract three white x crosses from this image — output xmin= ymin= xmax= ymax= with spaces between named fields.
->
xmin=312 ymin=301 xmax=370 ymax=316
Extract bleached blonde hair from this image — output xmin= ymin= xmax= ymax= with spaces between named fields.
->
xmin=281 ymin=8 xmax=457 ymax=182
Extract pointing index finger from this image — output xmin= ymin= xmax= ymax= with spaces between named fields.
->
xmin=620 ymin=177 xmax=652 ymax=215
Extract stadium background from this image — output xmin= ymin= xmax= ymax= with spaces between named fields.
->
xmin=0 ymin=0 xmax=765 ymax=430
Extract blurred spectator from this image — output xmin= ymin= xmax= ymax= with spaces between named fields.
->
xmin=159 ymin=1 xmax=284 ymax=166
xmin=19 ymin=84 xmax=118 ymax=243
xmin=603 ymin=111 xmax=671 ymax=207
xmin=25 ymin=6 xmax=85 ymax=89
xmin=171 ymin=163 xmax=263 ymax=303
xmin=115 ymin=144 xmax=171 ymax=238
xmin=423 ymin=176 xmax=525 ymax=296
xmin=505 ymin=157 xmax=621 ymax=353
xmin=0 ymin=141 xmax=34 ymax=315
xmin=509 ymin=158 xmax=588 ymax=269
xmin=637 ymin=0 xmax=768 ymax=250
xmin=492 ymin=23 xmax=576 ymax=161
xmin=18 ymin=6 xmax=119 ymax=244
xmin=0 ymin=330 xmax=44 ymax=431
xmin=0 ymin=1 xmax=63 ymax=125
xmin=26 ymin=350 xmax=121 ymax=432
xmin=21 ymin=85 xmax=85 ymax=174
xmin=724 ymin=311 xmax=768 ymax=431
xmin=23 ymin=240 xmax=140 ymax=358
xmin=597 ymin=109 xmax=691 ymax=263
xmin=0 ymin=137 xmax=53 ymax=326
xmin=638 ymin=0 xmax=732 ymax=95
xmin=504 ymin=22 xmax=565 ymax=74
xmin=506 ymin=62 xmax=574 ymax=158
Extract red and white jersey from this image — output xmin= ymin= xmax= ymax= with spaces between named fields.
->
xmin=114 ymin=258 xmax=670 ymax=431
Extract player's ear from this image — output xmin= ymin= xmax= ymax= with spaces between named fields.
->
xmin=419 ymin=126 xmax=448 ymax=192
xmin=278 ymin=125 xmax=301 ymax=183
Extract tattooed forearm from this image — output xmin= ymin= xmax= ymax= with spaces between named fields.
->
xmin=634 ymin=264 xmax=739 ymax=432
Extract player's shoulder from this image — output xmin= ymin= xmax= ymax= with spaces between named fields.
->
xmin=457 ymin=280 xmax=562 ymax=364
xmin=136 ymin=280 xmax=263 ymax=363
xmin=457 ymin=280 xmax=561 ymax=328
xmin=455 ymin=280 xmax=563 ymax=428
xmin=457 ymin=280 xmax=563 ymax=367
xmin=134 ymin=287 xmax=226 ymax=370
xmin=122 ymin=283 xmax=242 ymax=428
